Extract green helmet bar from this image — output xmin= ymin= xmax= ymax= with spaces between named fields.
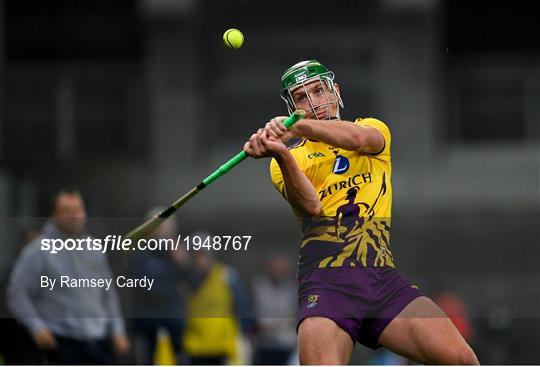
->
xmin=280 ymin=60 xmax=344 ymax=117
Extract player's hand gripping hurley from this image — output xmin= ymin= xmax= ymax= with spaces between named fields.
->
xmin=126 ymin=110 xmax=306 ymax=241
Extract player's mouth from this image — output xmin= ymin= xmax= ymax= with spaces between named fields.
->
xmin=316 ymin=111 xmax=329 ymax=119
xmin=305 ymin=105 xmax=331 ymax=119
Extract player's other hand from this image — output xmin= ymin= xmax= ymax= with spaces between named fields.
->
xmin=33 ymin=328 xmax=57 ymax=350
xmin=244 ymin=128 xmax=287 ymax=159
xmin=264 ymin=116 xmax=295 ymax=142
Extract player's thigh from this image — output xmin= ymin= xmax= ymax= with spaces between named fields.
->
xmin=298 ymin=316 xmax=354 ymax=365
xmin=378 ymin=296 xmax=478 ymax=365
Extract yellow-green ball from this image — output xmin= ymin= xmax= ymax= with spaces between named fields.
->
xmin=223 ymin=28 xmax=244 ymax=49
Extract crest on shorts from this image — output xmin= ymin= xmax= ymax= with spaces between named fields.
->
xmin=306 ymin=294 xmax=319 ymax=308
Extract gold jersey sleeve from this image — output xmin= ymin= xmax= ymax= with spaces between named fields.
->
xmin=354 ymin=117 xmax=391 ymax=162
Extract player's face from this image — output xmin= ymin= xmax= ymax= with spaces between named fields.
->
xmin=53 ymin=194 xmax=87 ymax=236
xmin=291 ymin=79 xmax=340 ymax=120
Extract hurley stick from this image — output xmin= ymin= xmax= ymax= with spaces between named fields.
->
xmin=125 ymin=110 xmax=306 ymax=240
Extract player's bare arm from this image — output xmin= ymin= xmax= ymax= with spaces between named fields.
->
xmin=265 ymin=117 xmax=385 ymax=154
xmin=243 ymin=129 xmax=321 ymax=216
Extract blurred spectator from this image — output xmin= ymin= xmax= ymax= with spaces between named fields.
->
xmin=6 ymin=189 xmax=130 ymax=364
xmin=252 ymin=252 xmax=296 ymax=365
xmin=0 ymin=227 xmax=43 ymax=364
xmin=130 ymin=207 xmax=191 ymax=364
xmin=183 ymin=236 xmax=253 ymax=365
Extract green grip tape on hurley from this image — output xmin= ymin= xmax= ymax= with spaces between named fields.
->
xmin=202 ymin=109 xmax=306 ymax=187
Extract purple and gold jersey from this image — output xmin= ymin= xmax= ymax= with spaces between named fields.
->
xmin=270 ymin=118 xmax=395 ymax=275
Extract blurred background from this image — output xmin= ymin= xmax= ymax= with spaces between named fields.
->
xmin=0 ymin=0 xmax=539 ymax=364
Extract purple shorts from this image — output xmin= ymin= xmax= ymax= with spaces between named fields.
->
xmin=297 ymin=266 xmax=422 ymax=349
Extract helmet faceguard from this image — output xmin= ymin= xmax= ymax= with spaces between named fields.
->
xmin=280 ymin=60 xmax=344 ymax=120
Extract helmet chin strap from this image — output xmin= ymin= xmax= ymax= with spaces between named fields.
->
xmin=325 ymin=110 xmax=340 ymax=120
xmin=333 ymin=105 xmax=341 ymax=120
